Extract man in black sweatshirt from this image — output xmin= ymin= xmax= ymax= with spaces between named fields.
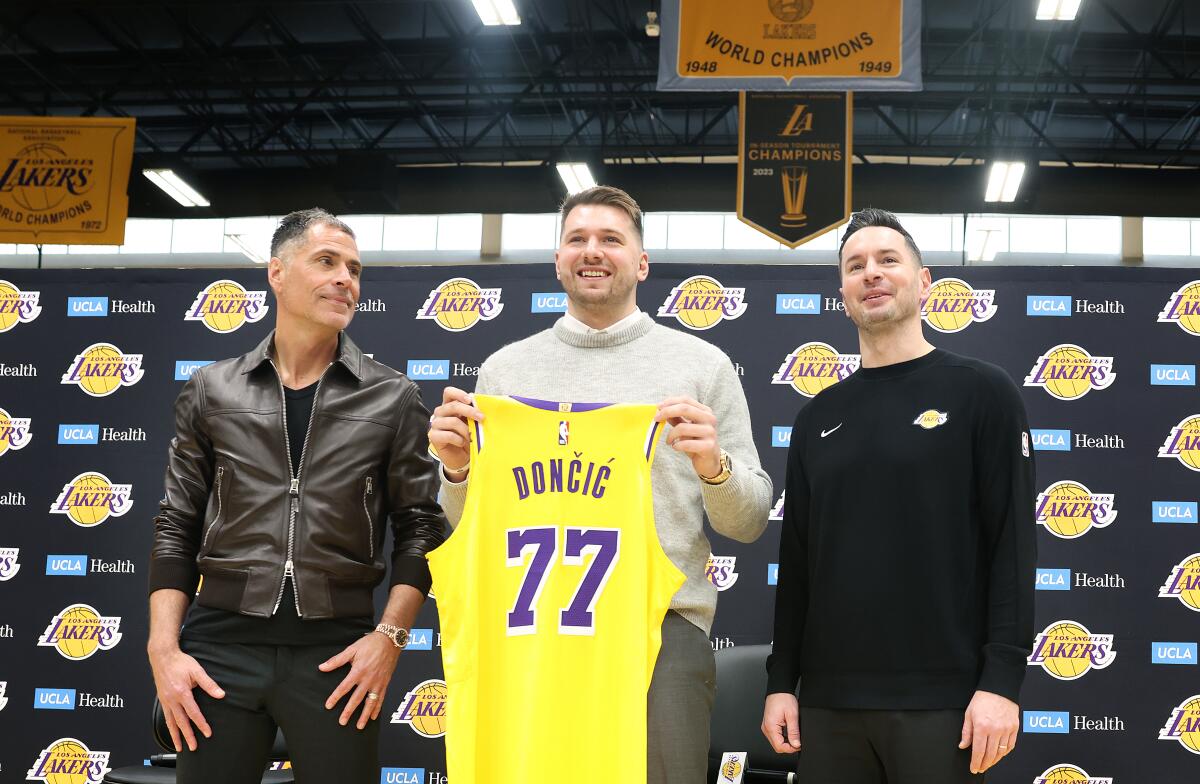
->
xmin=761 ymin=208 xmax=1037 ymax=782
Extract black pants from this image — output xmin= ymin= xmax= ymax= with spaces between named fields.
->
xmin=797 ymin=707 xmax=984 ymax=784
xmin=177 ymin=639 xmax=380 ymax=784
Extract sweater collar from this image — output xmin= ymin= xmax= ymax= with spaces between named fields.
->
xmin=552 ymin=311 xmax=655 ymax=348
xmin=854 ymin=348 xmax=947 ymax=381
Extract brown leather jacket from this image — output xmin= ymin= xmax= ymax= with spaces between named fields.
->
xmin=148 ymin=331 xmax=446 ymax=619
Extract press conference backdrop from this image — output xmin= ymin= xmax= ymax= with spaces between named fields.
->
xmin=0 ymin=265 xmax=1198 ymax=784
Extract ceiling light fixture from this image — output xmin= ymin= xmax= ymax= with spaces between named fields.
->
xmin=142 ymin=169 xmax=210 ymax=207
xmin=984 ymin=161 xmax=1026 ymax=202
xmin=471 ymin=0 xmax=521 ymax=26
xmin=556 ymin=162 xmax=597 ymax=195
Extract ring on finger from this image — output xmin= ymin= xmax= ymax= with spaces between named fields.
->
xmin=366 ymin=692 xmax=379 ymax=701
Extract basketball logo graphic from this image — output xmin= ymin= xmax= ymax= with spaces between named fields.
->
xmin=37 ymin=604 xmax=123 ymax=661
xmin=416 ymin=278 xmax=503 ymax=332
xmin=0 ymin=547 xmax=19 ymax=581
xmin=0 ymin=279 xmax=42 ymax=332
xmin=921 ymin=278 xmax=997 ymax=333
xmin=1024 ymin=344 xmax=1115 ymax=400
xmin=27 ymin=737 xmax=111 ymax=783
xmin=185 ymin=279 xmax=269 ymax=333
xmin=1032 ymin=764 xmax=1112 ymax=784
xmin=1035 ymin=481 xmax=1117 ymax=539
xmin=5 ymin=142 xmax=95 ymax=212
xmin=49 ymin=472 xmax=133 ymax=527
xmin=60 ymin=343 xmax=144 ymax=397
xmin=769 ymin=490 xmax=786 ymax=521
xmin=771 ymin=342 xmax=860 ymax=397
xmin=0 ymin=406 xmax=32 ymax=457
xmin=720 ymin=758 xmax=743 ymax=781
xmin=705 ymin=555 xmax=739 ymax=591
xmin=1158 ymin=280 xmax=1200 ymax=336
xmin=1158 ymin=415 xmax=1200 ymax=472
xmin=1159 ymin=554 xmax=1200 ymax=612
xmin=1027 ymin=620 xmax=1116 ymax=680
xmin=912 ymin=410 xmax=949 ymax=430
xmin=657 ymin=276 xmax=747 ymax=330
xmin=391 ymin=679 xmax=448 ymax=738
xmin=1159 ymin=695 xmax=1200 ymax=754
xmin=0 ymin=680 xmax=7 ymax=711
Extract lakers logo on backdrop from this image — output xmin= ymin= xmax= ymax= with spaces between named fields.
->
xmin=1027 ymin=620 xmax=1116 ymax=680
xmin=37 ymin=604 xmax=123 ymax=660
xmin=185 ymin=279 xmax=268 ymax=333
xmin=705 ymin=555 xmax=739 ymax=591
xmin=60 ymin=343 xmax=143 ymax=396
xmin=1033 ymin=764 xmax=1112 ymax=784
xmin=920 ymin=278 xmax=997 ymax=333
xmin=1158 ymin=280 xmax=1200 ymax=336
xmin=1159 ymin=554 xmax=1200 ymax=612
xmin=771 ymin=342 xmax=860 ymax=397
xmin=1035 ymin=481 xmax=1117 ymax=539
xmin=657 ymin=276 xmax=747 ymax=330
xmin=392 ymin=679 xmax=447 ymax=738
xmin=1158 ymin=415 xmax=1200 ymax=472
xmin=0 ymin=547 xmax=19 ymax=581
xmin=1160 ymin=695 xmax=1200 ymax=754
xmin=0 ymin=406 xmax=32 ymax=457
xmin=1024 ymin=344 xmax=1115 ymax=400
xmin=0 ymin=279 xmax=42 ymax=331
xmin=50 ymin=472 xmax=133 ymax=527
xmin=27 ymin=737 xmax=111 ymax=783
xmin=416 ymin=278 xmax=503 ymax=332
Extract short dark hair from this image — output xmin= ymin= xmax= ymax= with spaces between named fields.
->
xmin=838 ymin=207 xmax=922 ymax=266
xmin=270 ymin=208 xmax=355 ymax=260
xmin=559 ymin=185 xmax=644 ymax=246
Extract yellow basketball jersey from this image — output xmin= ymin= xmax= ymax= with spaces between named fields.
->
xmin=428 ymin=394 xmax=685 ymax=784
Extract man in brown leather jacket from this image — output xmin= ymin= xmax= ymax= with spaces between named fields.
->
xmin=147 ymin=208 xmax=446 ymax=783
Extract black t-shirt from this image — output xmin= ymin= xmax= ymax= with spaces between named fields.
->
xmin=182 ymin=381 xmax=372 ymax=645
xmin=766 ymin=349 xmax=1037 ymax=710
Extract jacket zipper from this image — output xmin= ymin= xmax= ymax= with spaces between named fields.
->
xmin=363 ymin=476 xmax=375 ymax=559
xmin=200 ymin=466 xmax=225 ymax=549
xmin=270 ymin=360 xmax=330 ymax=617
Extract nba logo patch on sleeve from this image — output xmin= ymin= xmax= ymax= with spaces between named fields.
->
xmin=1022 ymin=431 xmax=1031 ymax=457
xmin=558 ymin=421 xmax=569 ymax=446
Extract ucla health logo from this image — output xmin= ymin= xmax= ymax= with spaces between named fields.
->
xmin=530 ymin=292 xmax=567 ymax=313
xmin=1028 ymin=620 xmax=1116 ymax=680
xmin=185 ymin=279 xmax=268 ymax=333
xmin=1027 ymin=295 xmax=1072 ymax=317
xmin=1024 ymin=344 xmax=1115 ymax=400
xmin=1035 ymin=481 xmax=1116 ymax=539
xmin=1157 ymin=280 xmax=1200 ymax=336
xmin=1157 ymin=415 xmax=1200 ymax=472
xmin=1151 ymin=364 xmax=1195 ymax=386
xmin=657 ymin=275 xmax=747 ymax=330
xmin=1159 ymin=554 xmax=1200 ymax=612
xmin=60 ymin=343 xmax=144 ymax=397
xmin=27 ymin=737 xmax=111 ymax=782
xmin=705 ymin=554 xmax=739 ymax=591
xmin=1153 ymin=501 xmax=1197 ymax=524
xmin=391 ymin=679 xmax=447 ymax=738
xmin=920 ymin=278 xmax=996 ymax=333
xmin=0 ymin=546 xmax=19 ymax=580
xmin=1159 ymin=695 xmax=1200 ymax=754
xmin=38 ymin=604 xmax=123 ymax=660
xmin=381 ymin=769 xmax=425 ymax=784
xmin=0 ymin=405 xmax=32 ymax=457
xmin=1024 ymin=710 xmax=1070 ymax=734
xmin=416 ymin=278 xmax=503 ymax=332
xmin=406 ymin=359 xmax=449 ymax=381
xmin=1032 ymin=764 xmax=1111 ymax=784
xmin=775 ymin=293 xmax=819 ymax=314
xmin=50 ymin=472 xmax=133 ymax=527
xmin=0 ymin=279 xmax=42 ymax=331
xmin=771 ymin=342 xmax=860 ymax=398
xmin=67 ymin=296 xmax=108 ymax=317
xmin=769 ymin=490 xmax=786 ymax=521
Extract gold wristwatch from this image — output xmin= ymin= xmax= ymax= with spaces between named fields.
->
xmin=374 ymin=624 xmax=410 ymax=649
xmin=699 ymin=449 xmax=733 ymax=485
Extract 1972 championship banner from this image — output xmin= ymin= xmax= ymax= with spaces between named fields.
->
xmin=0 ymin=116 xmax=136 ymax=246
xmin=657 ymin=0 xmax=922 ymax=91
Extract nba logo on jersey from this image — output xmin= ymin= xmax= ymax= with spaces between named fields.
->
xmin=558 ymin=420 xmax=569 ymax=446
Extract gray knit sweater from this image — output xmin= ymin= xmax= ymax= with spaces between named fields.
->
xmin=438 ymin=313 xmax=773 ymax=634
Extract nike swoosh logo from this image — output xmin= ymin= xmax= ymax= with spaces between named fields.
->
xmin=820 ymin=424 xmax=843 ymax=438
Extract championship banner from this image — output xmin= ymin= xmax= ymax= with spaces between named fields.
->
xmin=0 ymin=116 xmax=136 ymax=245
xmin=657 ymin=0 xmax=922 ymax=91
xmin=737 ymin=91 xmax=851 ymax=247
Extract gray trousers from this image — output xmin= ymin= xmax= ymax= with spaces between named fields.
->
xmin=648 ymin=611 xmax=717 ymax=784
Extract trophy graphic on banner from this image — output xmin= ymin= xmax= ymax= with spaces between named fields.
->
xmin=780 ymin=165 xmax=808 ymax=227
